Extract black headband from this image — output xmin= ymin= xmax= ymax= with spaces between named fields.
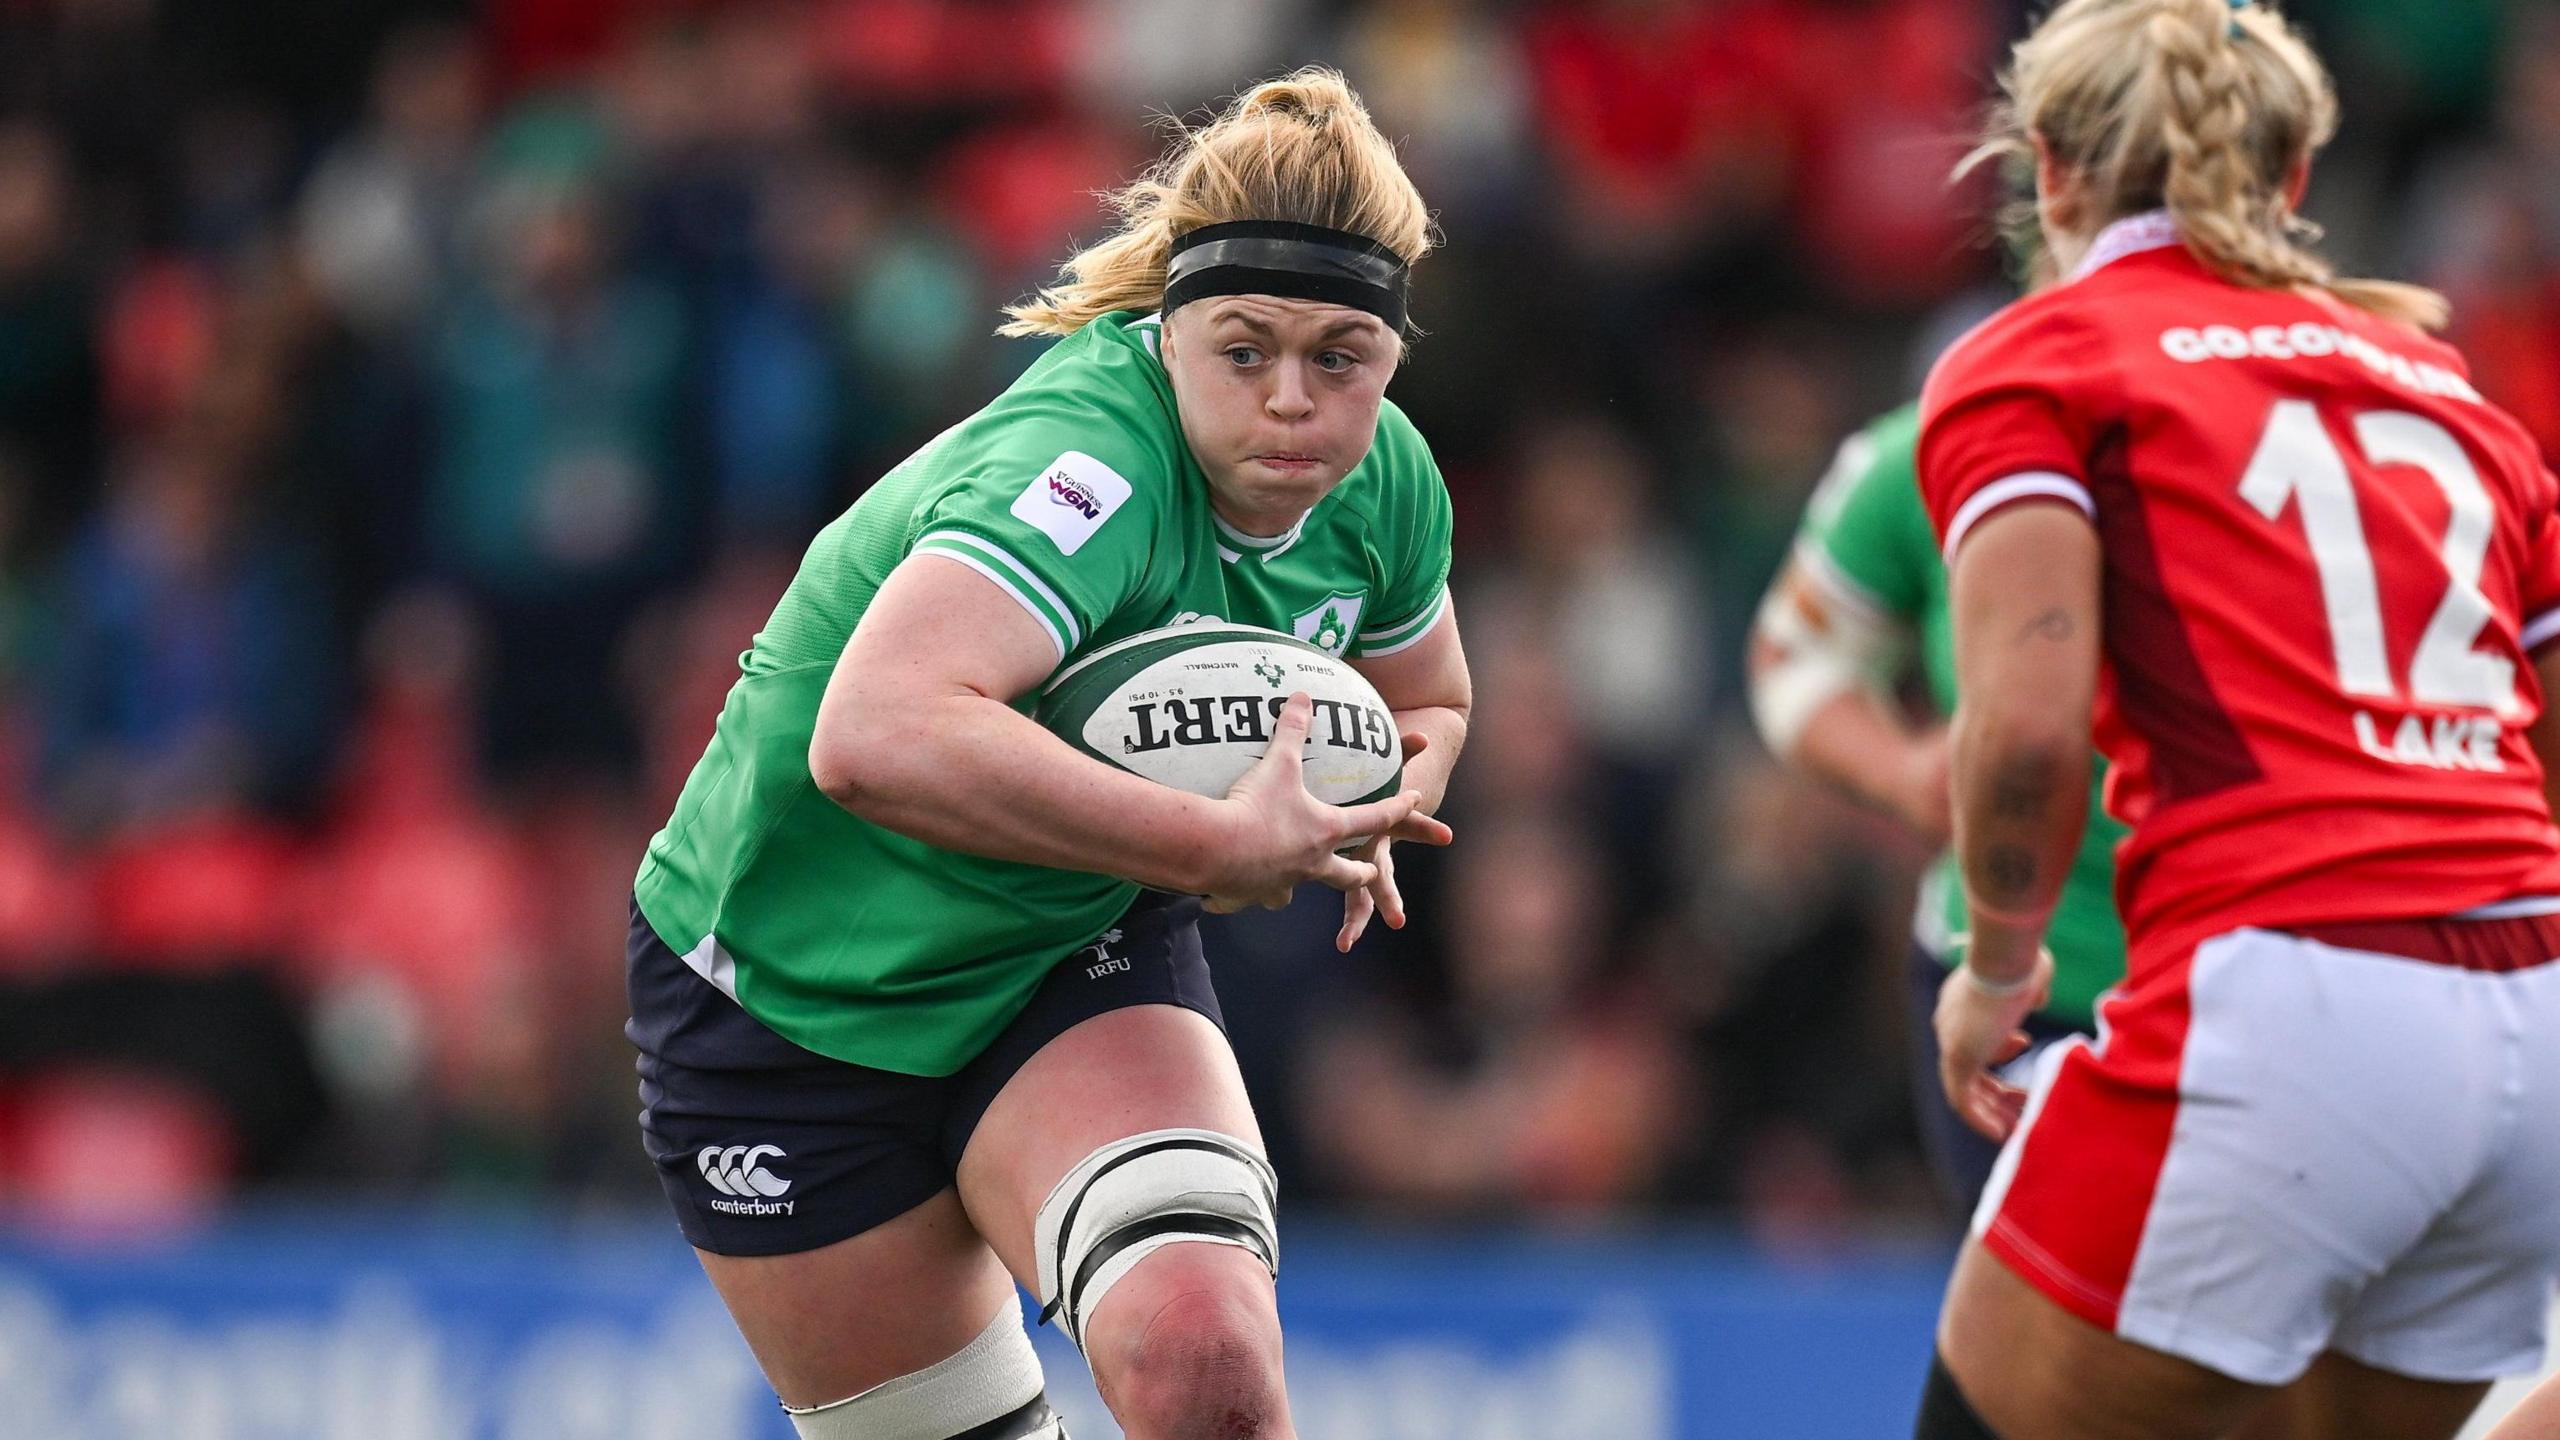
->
xmin=1162 ymin=220 xmax=1411 ymax=331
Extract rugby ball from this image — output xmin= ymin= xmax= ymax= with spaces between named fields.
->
xmin=1038 ymin=622 xmax=1402 ymax=806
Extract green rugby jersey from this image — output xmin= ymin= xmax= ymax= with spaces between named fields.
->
xmin=1795 ymin=403 xmax=2127 ymax=1025
xmin=634 ymin=312 xmax=1454 ymax=1075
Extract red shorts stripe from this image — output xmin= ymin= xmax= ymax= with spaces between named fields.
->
xmin=1980 ymin=946 xmax=2195 ymax=1332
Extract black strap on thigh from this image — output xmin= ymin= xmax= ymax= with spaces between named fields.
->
xmin=1039 ymin=1134 xmax=1275 ymax=1328
xmin=949 ymin=1393 xmax=1063 ymax=1440
xmin=1063 ymin=1212 xmax=1274 ymax=1333
xmin=1916 ymin=1351 xmax=2006 ymax=1440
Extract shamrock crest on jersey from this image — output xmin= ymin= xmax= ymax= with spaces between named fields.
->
xmin=1294 ymin=593 xmax=1365 ymax=656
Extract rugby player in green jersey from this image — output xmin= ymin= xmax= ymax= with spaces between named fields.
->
xmin=1748 ymin=402 xmax=2128 ymax=1213
xmin=624 ymin=71 xmax=1469 ymax=1440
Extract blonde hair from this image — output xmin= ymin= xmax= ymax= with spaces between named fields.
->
xmin=1967 ymin=0 xmax=2447 ymax=329
xmin=1000 ymin=68 xmax=1433 ymax=338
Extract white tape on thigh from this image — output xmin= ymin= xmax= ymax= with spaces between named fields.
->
xmin=783 ymin=1292 xmax=1058 ymax=1440
xmin=1032 ymin=1128 xmax=1280 ymax=1349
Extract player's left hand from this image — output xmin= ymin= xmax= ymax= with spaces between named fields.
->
xmin=1335 ymin=832 xmax=1400 ymax=952
xmin=1934 ymin=941 xmax=2055 ymax=1141
xmin=1336 ymin=729 xmax=1438 ymax=952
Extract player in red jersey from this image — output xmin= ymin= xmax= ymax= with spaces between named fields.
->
xmin=1910 ymin=3 xmax=2560 ymax=1438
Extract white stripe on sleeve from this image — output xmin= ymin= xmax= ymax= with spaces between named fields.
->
xmin=1942 ymin=472 xmax=2095 ymax=562
xmin=2522 ymin=607 xmax=2560 ymax=654
xmin=1353 ymin=589 xmax=1449 ymax=658
xmin=915 ymin=530 xmax=1082 ymax=650
xmin=911 ymin=547 xmax=1067 ymax=662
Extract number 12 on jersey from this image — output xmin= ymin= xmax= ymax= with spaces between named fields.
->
xmin=2239 ymin=399 xmax=2518 ymax=718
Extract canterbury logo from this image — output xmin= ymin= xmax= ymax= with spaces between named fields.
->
xmin=698 ymin=1144 xmax=791 ymax=1198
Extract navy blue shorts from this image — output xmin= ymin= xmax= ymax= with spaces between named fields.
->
xmin=626 ymin=892 xmax=1223 ymax=1257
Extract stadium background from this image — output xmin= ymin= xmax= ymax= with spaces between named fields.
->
xmin=0 ymin=0 xmax=2550 ymax=1433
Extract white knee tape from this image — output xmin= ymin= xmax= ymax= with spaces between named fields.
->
xmin=783 ymin=1292 xmax=1061 ymax=1440
xmin=1032 ymin=1128 xmax=1280 ymax=1350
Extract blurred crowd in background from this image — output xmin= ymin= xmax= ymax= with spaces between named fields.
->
xmin=0 ymin=0 xmax=2547 ymax=1242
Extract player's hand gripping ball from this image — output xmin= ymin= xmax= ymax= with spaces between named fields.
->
xmin=1036 ymin=622 xmax=1404 ymax=822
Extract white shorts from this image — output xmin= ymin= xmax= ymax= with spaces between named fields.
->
xmin=1975 ymin=916 xmax=2560 ymax=1385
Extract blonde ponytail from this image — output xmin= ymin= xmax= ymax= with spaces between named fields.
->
xmin=1966 ymin=0 xmax=2447 ymax=329
xmin=1000 ymin=68 xmax=1434 ymax=338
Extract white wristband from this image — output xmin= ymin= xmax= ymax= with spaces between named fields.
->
xmin=1962 ymin=964 xmax=2039 ymax=998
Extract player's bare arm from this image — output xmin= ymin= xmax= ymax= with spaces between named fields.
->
xmin=1749 ymin=558 xmax=1951 ymax=845
xmin=1335 ymin=604 xmax=1471 ymax=948
xmin=1353 ymin=603 xmax=1470 ymax=810
xmin=814 ymin=553 xmax=1440 ymax=899
xmin=1940 ymin=502 xmax=2098 ymax=1139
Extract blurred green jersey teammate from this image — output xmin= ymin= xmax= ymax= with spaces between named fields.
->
xmin=1748 ymin=402 xmax=2127 ymax=1211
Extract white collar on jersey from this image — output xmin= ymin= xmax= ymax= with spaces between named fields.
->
xmin=1212 ymin=506 xmax=1310 ymax=564
xmin=2069 ymin=210 xmax=2183 ymax=282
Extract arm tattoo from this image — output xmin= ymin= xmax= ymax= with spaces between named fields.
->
xmin=1988 ymin=753 xmax=2062 ymax=819
xmin=2014 ymin=607 xmax=2075 ymax=644
xmin=1983 ymin=843 xmax=2040 ymax=900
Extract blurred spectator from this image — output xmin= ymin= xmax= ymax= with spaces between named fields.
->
xmin=1466 ymin=415 xmax=1713 ymax=907
xmin=1777 ymin=0 xmax=1991 ymax=307
xmin=844 ymin=210 xmax=993 ymax=439
xmin=0 ymin=833 xmax=82 ymax=976
xmin=936 ymin=116 xmax=1128 ymax=289
xmin=8 ymin=1068 xmax=235 ymax=1234
xmin=695 ymin=153 xmax=879 ymax=546
xmin=1678 ymin=327 xmax=1859 ymax=699
xmin=1076 ymin=0 xmax=1313 ymax=117
xmin=38 ymin=386 xmax=335 ymax=835
xmin=1337 ymin=0 xmax=1529 ymax=223
xmin=1520 ymin=0 xmax=1800 ymax=410
xmin=290 ymin=593 xmax=540 ymax=1175
xmin=89 ymin=809 xmax=301 ymax=966
xmin=811 ymin=0 xmax=1082 ymax=112
xmin=1493 ymin=415 xmax=1713 ymax=764
xmin=6 ymin=0 xmax=183 ymax=259
xmin=0 ymin=121 xmax=101 ymax=554
xmin=1522 ymin=0 xmax=1793 ymax=265
xmin=297 ymin=20 xmax=486 ymax=345
xmin=171 ymin=98 xmax=292 ymax=262
xmin=0 ymin=433 xmax=72 ymax=977
xmin=1300 ymin=814 xmax=1702 ymax=1217
xmin=2324 ymin=0 xmax=2506 ymax=168
xmin=0 ymin=449 xmax=39 ymax=698
xmin=2408 ymin=7 xmax=2560 ymax=460
xmin=429 ymin=136 xmax=686 ymax=776
xmin=1667 ymin=749 xmax=1926 ymax=1248
xmin=1443 ymin=608 xmax=1592 ymax=822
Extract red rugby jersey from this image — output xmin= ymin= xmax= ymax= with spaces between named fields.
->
xmin=1920 ymin=213 xmax=2560 ymax=970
